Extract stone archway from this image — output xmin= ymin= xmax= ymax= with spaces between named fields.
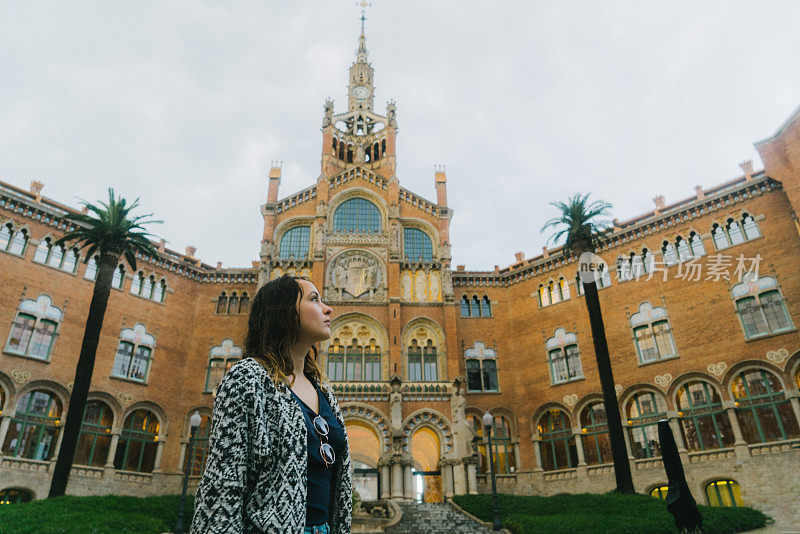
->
xmin=347 ymin=421 xmax=382 ymax=500
xmin=411 ymin=426 xmax=443 ymax=503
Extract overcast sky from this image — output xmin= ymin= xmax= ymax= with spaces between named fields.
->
xmin=2 ymin=1 xmax=799 ymax=270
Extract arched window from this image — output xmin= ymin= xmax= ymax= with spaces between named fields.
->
xmin=33 ymin=238 xmax=50 ymax=263
xmin=0 ymin=223 xmax=11 ymax=250
xmin=61 ymin=248 xmax=79 ymax=273
xmin=205 ymin=339 xmax=243 ymax=392
xmin=227 ymin=292 xmax=239 ymax=314
xmin=630 ymin=252 xmax=644 ymax=279
xmin=642 ymin=248 xmax=654 ymax=273
xmin=113 ymin=409 xmax=159 ymax=473
xmin=364 ymin=339 xmax=381 ymax=381
xmin=548 ymin=281 xmax=560 ymax=304
xmin=617 ymin=256 xmax=632 ymax=282
xmin=279 ymin=226 xmax=310 ymax=260
xmin=480 ymin=296 xmax=492 ymax=317
xmin=6 ymin=227 xmax=28 ymax=255
xmin=111 ymin=265 xmax=125 ymax=289
xmin=538 ymin=284 xmax=550 ymax=307
xmin=731 ymin=369 xmax=800 ymax=443
xmin=662 ymin=241 xmax=678 ymax=266
xmin=470 ymin=296 xmax=480 ymax=316
xmin=111 ymin=324 xmax=155 ymax=383
xmin=741 ymin=214 xmax=761 ymax=240
xmin=327 ymin=338 xmax=345 ymax=381
xmin=130 ymin=272 xmax=143 ymax=295
xmin=626 ymin=392 xmax=667 ymax=459
xmin=580 ymin=402 xmax=611 ymax=465
xmin=675 ymin=236 xmax=691 ymax=262
xmin=84 ymin=256 xmax=98 ymax=281
xmin=559 ymin=278 xmax=570 ymax=300
xmin=46 ymin=243 xmax=63 ymax=269
xmin=0 ymin=488 xmax=33 ymax=504
xmin=152 ymin=279 xmax=166 ymax=303
xmin=465 ymin=341 xmax=499 ymax=392
xmin=184 ymin=414 xmax=211 ymax=476
xmin=650 ymin=486 xmax=669 ymax=499
xmin=345 ymin=339 xmax=363 ymax=380
xmin=689 ymin=231 xmax=706 ymax=257
xmin=676 ymin=381 xmax=734 ymax=450
xmin=712 ymin=223 xmax=731 ymax=250
xmin=141 ymin=275 xmax=154 ymax=299
xmin=403 ymin=228 xmax=433 ymax=262
xmin=460 ymin=295 xmax=470 ymax=317
xmin=726 ymin=218 xmax=745 ymax=245
xmin=74 ymin=400 xmax=114 ymax=467
xmin=732 ymin=276 xmax=792 ymax=339
xmin=705 ymin=480 xmax=743 ymax=507
xmin=630 ymin=302 xmax=676 ymax=363
xmin=1 ymin=390 xmax=62 ymax=460
xmin=546 ymin=329 xmax=583 ymax=384
xmin=238 ymin=292 xmax=249 ymax=313
xmin=469 ymin=415 xmax=489 ymax=475
xmin=408 ymin=340 xmax=421 ymax=381
xmin=216 ymin=292 xmax=228 ymax=314
xmin=538 ymin=409 xmax=577 ymax=471
xmin=5 ymin=295 xmax=62 ymax=360
xmin=332 ymin=198 xmax=382 ymax=233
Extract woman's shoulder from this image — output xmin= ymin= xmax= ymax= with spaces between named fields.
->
xmin=218 ymin=357 xmax=278 ymax=396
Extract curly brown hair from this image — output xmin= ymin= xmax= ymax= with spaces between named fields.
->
xmin=244 ymin=274 xmax=324 ymax=386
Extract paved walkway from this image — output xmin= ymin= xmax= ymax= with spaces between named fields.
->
xmin=384 ymin=502 xmax=495 ymax=534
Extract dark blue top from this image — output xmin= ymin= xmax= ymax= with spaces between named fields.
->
xmin=289 ymin=382 xmax=346 ymax=527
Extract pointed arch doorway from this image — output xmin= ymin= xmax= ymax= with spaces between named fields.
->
xmin=411 ymin=426 xmax=442 ymax=503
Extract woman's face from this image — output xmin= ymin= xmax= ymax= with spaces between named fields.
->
xmin=297 ymin=279 xmax=332 ymax=343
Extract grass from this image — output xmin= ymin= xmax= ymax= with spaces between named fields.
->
xmin=452 ymin=492 xmax=772 ymax=534
xmin=0 ymin=494 xmax=195 ymax=534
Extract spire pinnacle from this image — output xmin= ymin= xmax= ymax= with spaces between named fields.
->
xmin=357 ymin=1 xmax=370 ymax=62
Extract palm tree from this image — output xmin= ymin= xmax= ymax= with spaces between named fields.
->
xmin=48 ymin=189 xmax=161 ymax=498
xmin=542 ymin=193 xmax=635 ymax=494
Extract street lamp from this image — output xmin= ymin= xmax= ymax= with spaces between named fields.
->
xmin=176 ymin=411 xmax=202 ymax=534
xmin=482 ymin=411 xmax=502 ymax=531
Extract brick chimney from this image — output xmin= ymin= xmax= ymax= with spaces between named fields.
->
xmin=216 ymin=261 xmax=222 ymax=269
xmin=185 ymin=245 xmax=196 ymax=258
xmin=542 ymin=246 xmax=549 ymax=259
xmin=267 ymin=162 xmax=282 ymax=204
xmin=740 ymin=160 xmax=754 ymax=181
xmin=29 ymin=180 xmax=44 ymax=202
xmin=157 ymin=239 xmax=166 ymax=252
xmin=456 ymin=265 xmax=465 ymax=271
xmin=653 ymin=195 xmax=666 ymax=215
xmin=514 ymin=251 xmax=525 ymax=263
xmin=694 ymin=186 xmax=705 ymax=200
xmin=434 ymin=165 xmax=447 ymax=207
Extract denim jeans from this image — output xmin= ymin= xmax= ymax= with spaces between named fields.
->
xmin=303 ymin=524 xmax=329 ymax=534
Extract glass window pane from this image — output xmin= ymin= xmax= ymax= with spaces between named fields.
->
xmin=736 ymin=297 xmax=768 ymax=338
xmin=28 ymin=319 xmax=57 ymax=359
xmin=760 ymin=291 xmax=791 ymax=332
xmin=279 ymin=226 xmax=311 ymax=260
xmin=112 ymin=342 xmax=134 ymax=377
xmin=8 ymin=230 xmax=27 ymax=255
xmin=404 ymin=228 xmax=433 ymax=262
xmin=482 ymin=360 xmax=498 ymax=391
xmin=7 ymin=314 xmax=36 ymax=353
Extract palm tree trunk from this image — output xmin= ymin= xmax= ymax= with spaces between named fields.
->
xmin=48 ymin=255 xmax=118 ymax=498
xmin=582 ymin=278 xmax=635 ymax=494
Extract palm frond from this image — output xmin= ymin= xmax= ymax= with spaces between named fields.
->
xmin=541 ymin=193 xmax=613 ymax=258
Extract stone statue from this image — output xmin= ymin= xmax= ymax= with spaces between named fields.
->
xmin=415 ymin=272 xmax=427 ymax=301
xmin=429 ymin=271 xmax=440 ymax=301
xmin=390 ymin=382 xmax=402 ymax=432
xmin=387 ymin=102 xmax=397 ymax=128
xmin=323 ymin=100 xmax=334 ymax=128
xmin=315 ymin=224 xmax=325 ymax=253
xmin=334 ymin=263 xmax=347 ymax=289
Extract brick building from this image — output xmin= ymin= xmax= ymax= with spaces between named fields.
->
xmin=1 ymin=23 xmax=799 ymax=527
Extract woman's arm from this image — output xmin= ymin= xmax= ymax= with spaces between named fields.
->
xmin=191 ymin=361 xmax=257 ymax=533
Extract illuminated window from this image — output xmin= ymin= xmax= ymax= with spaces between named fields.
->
xmin=627 ymin=392 xmax=667 ymax=458
xmin=731 ymin=369 xmax=800 ymax=443
xmin=183 ymin=413 xmax=211 ymax=476
xmin=205 ymin=339 xmax=243 ymax=392
xmin=677 ymin=381 xmax=734 ymax=451
xmin=580 ymin=402 xmax=611 ymax=465
xmin=538 ymin=409 xmax=577 ymax=471
xmin=470 ymin=415 xmax=515 ymax=474
xmin=650 ymin=486 xmax=668 ymax=500
xmin=113 ymin=409 xmax=159 ymax=473
xmin=1 ymin=390 xmax=62 ymax=461
xmin=705 ymin=480 xmax=743 ymax=507
xmin=74 ymin=400 xmax=114 ymax=467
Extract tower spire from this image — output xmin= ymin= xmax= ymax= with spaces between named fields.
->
xmin=357 ymin=2 xmax=369 ymax=62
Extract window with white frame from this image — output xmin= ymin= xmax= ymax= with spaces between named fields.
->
xmin=546 ymin=328 xmax=583 ymax=384
xmin=111 ymin=323 xmax=155 ymax=383
xmin=84 ymin=256 xmax=98 ymax=280
xmin=732 ymin=275 xmax=793 ymax=339
xmin=630 ymin=302 xmax=676 ymax=364
xmin=205 ymin=339 xmax=243 ymax=392
xmin=711 ymin=214 xmax=761 ymax=251
xmin=111 ymin=265 xmax=125 ymax=289
xmin=465 ymin=341 xmax=499 ymax=392
xmin=0 ymin=222 xmax=28 ymax=256
xmin=4 ymin=295 xmax=62 ymax=360
xmin=32 ymin=237 xmax=79 ymax=273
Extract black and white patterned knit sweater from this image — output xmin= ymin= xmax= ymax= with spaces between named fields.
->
xmin=191 ymin=357 xmax=352 ymax=533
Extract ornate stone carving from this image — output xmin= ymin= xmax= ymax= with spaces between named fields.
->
xmin=325 ymin=251 xmax=386 ymax=302
xmin=707 ymin=362 xmax=727 ymax=377
xmin=11 ymin=369 xmax=31 ymax=385
xmin=117 ymin=392 xmax=135 ymax=407
xmin=563 ymin=393 xmax=578 ymax=407
xmin=654 ymin=374 xmax=673 ymax=389
xmin=765 ymin=348 xmax=789 ymax=364
xmin=615 ymin=384 xmax=623 ymax=397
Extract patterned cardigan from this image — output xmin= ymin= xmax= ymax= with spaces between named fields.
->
xmin=191 ymin=357 xmax=352 ymax=533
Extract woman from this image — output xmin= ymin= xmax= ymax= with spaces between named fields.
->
xmin=192 ymin=275 xmax=352 ymax=533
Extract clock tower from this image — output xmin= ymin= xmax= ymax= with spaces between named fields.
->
xmin=348 ymin=16 xmax=374 ymax=112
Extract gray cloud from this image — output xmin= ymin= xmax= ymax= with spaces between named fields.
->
xmin=1 ymin=1 xmax=798 ymax=269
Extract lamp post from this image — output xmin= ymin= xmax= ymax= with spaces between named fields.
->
xmin=482 ymin=411 xmax=502 ymax=531
xmin=176 ymin=411 xmax=202 ymax=534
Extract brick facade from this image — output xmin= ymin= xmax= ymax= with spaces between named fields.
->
xmin=1 ymin=27 xmax=800 ymax=529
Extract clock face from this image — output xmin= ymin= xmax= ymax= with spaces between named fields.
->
xmin=353 ymin=86 xmax=369 ymax=99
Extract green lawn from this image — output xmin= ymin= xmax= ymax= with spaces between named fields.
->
xmin=452 ymin=493 xmax=772 ymax=534
xmin=0 ymin=494 xmax=195 ymax=534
